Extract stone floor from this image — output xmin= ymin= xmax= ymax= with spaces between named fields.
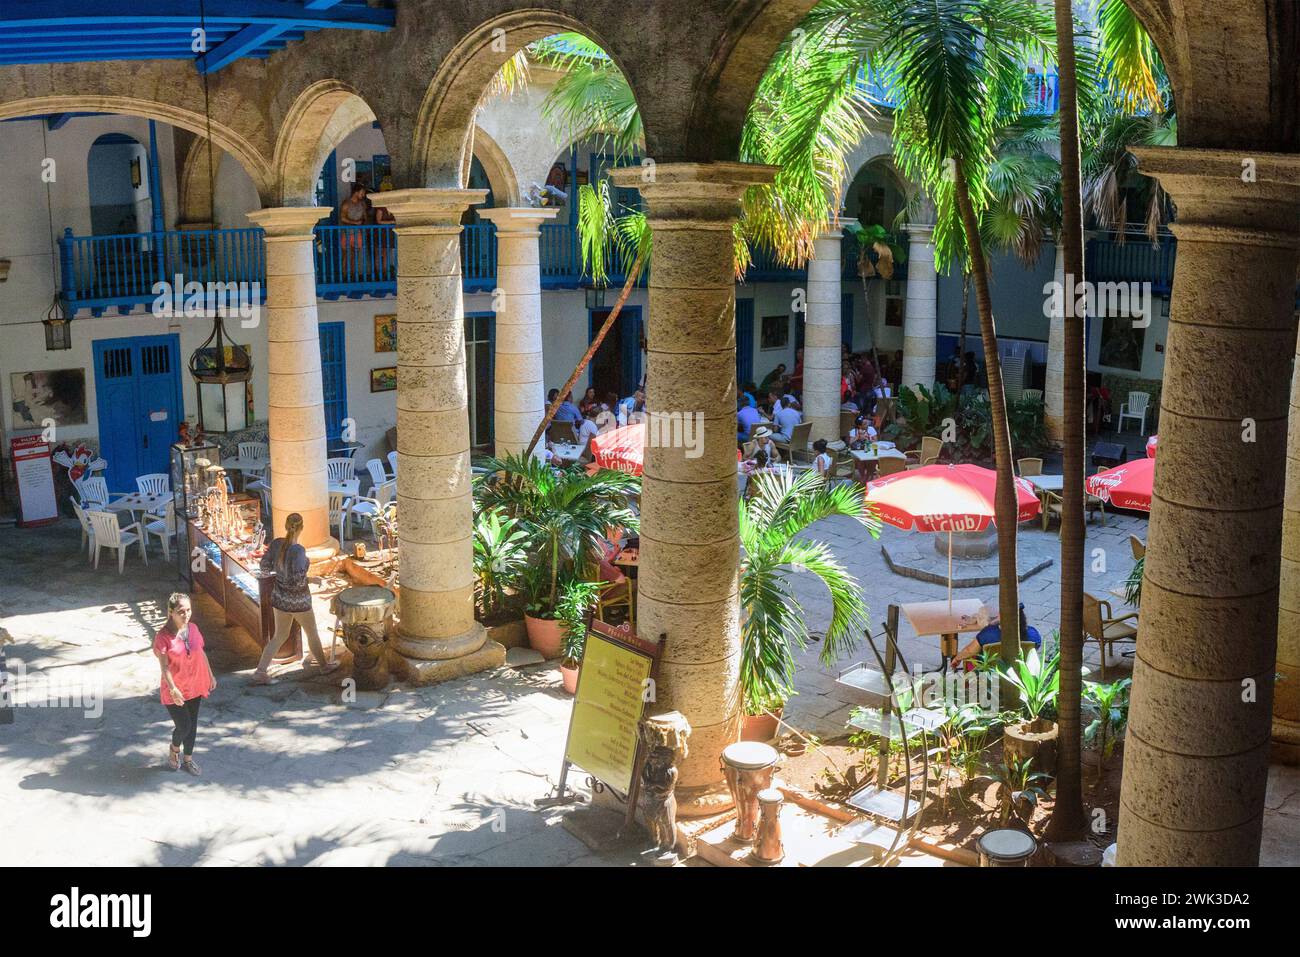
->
xmin=1 ymin=504 xmax=1295 ymax=866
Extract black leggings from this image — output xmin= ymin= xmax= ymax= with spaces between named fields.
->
xmin=165 ymin=697 xmax=203 ymax=755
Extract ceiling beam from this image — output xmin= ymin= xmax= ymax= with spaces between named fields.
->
xmin=0 ymin=2 xmax=393 ymax=32
xmin=195 ymin=0 xmax=341 ymax=74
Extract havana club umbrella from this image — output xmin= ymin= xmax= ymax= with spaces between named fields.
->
xmin=865 ymin=463 xmax=1041 ymax=608
xmin=586 ymin=422 xmax=742 ymax=476
xmin=1085 ymin=457 xmax=1154 ymax=512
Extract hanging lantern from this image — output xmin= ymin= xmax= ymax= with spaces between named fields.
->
xmin=189 ymin=315 xmax=253 ymax=433
xmin=43 ymin=294 xmax=71 ymax=351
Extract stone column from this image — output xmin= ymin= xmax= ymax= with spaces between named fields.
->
xmin=803 ymin=218 xmax=855 ymax=443
xmin=900 ymin=223 xmax=937 ymax=393
xmin=1117 ymin=148 xmax=1300 ymax=866
xmin=1274 ymin=321 xmax=1300 ymax=764
xmin=1044 ymin=242 xmax=1066 ymax=445
xmin=246 ymin=207 xmax=335 ymax=560
xmin=477 ymin=206 xmax=559 ymax=457
xmin=377 ymin=189 xmax=505 ymax=683
xmin=610 ymin=162 xmax=776 ymax=814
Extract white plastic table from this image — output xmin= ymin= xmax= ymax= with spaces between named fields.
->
xmin=1025 ymin=474 xmax=1064 ymax=492
xmin=105 ymin=492 xmax=170 ymax=521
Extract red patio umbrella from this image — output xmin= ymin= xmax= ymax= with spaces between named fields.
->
xmin=1146 ymin=434 xmax=1158 ymax=459
xmin=1085 ymin=457 xmax=1154 ymax=512
xmin=865 ymin=463 xmax=1041 ymax=607
xmin=586 ymin=422 xmax=743 ymax=476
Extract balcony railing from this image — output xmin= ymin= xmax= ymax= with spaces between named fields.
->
xmin=1086 ymin=228 xmax=1176 ymax=293
xmin=61 ymin=222 xmax=897 ymax=314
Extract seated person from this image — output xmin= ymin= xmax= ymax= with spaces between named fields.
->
xmin=549 ymin=389 xmax=583 ymax=425
xmin=758 ymin=365 xmax=786 ymax=395
xmin=811 ymin=439 xmax=834 ymax=477
xmin=594 ymin=392 xmax=620 ymax=433
xmin=737 ymin=398 xmax=762 ymax=442
xmin=742 ymin=425 xmax=782 ymax=466
xmin=576 ymin=407 xmax=601 ymax=461
xmin=740 ymin=382 xmax=759 ymax=409
xmin=772 ymin=395 xmax=802 ymax=443
xmin=951 ymin=603 xmax=1043 ymax=669
xmin=627 ymin=397 xmax=647 ymax=425
xmin=847 ymin=415 xmax=880 ymax=484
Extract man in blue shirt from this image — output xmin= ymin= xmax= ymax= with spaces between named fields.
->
xmin=737 ymin=400 xmax=762 ymax=442
xmin=549 ymin=389 xmax=583 ymax=425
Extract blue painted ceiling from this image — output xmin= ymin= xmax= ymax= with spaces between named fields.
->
xmin=0 ymin=1 xmax=395 ymax=73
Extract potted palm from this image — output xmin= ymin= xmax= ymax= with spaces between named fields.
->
xmin=472 ymin=508 xmax=531 ymax=648
xmin=739 ymin=468 xmax=880 ymax=740
xmin=1000 ymin=644 xmax=1061 ymax=775
xmin=556 ymin=576 xmax=601 ymax=694
xmin=475 ymin=453 xmax=638 ymax=658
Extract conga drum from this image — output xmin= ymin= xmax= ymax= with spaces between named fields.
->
xmin=720 ymin=741 xmax=779 ymax=844
xmin=977 ymin=828 xmax=1037 ymax=866
xmin=331 ymin=585 xmax=396 ymax=690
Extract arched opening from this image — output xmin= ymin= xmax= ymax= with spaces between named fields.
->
xmin=86 ymin=133 xmax=150 ymax=237
xmin=273 ymin=80 xmax=379 ymax=207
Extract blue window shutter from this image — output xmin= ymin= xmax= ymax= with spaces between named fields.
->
xmin=736 ymin=299 xmax=754 ymax=386
xmin=317 ymin=322 xmax=348 ymax=440
xmin=842 ymin=292 xmax=855 ymax=349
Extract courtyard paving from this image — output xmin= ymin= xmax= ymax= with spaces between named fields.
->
xmin=1 ymin=503 xmax=1296 ymax=866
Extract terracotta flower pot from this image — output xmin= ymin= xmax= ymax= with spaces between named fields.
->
xmin=741 ymin=707 xmax=782 ymax=742
xmin=560 ymin=661 xmax=580 ymax=694
xmin=524 ymin=613 xmax=564 ymax=659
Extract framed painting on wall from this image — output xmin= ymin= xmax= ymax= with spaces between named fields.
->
xmin=760 ymin=314 xmax=789 ymax=351
xmin=11 ymin=369 xmax=87 ymax=430
xmin=374 ymin=314 xmax=397 ymax=352
xmin=370 ymin=367 xmax=397 ymax=393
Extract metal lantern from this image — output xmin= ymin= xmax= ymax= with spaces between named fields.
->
xmin=43 ymin=295 xmax=71 ymax=351
xmin=189 ymin=316 xmax=252 ymax=433
xmin=584 ymin=284 xmax=607 ymax=310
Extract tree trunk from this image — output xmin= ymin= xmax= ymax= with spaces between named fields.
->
xmin=957 ymin=269 xmax=971 ymax=393
xmin=1045 ymin=0 xmax=1089 ymax=841
xmin=524 ymin=253 xmax=645 ymax=457
xmin=951 ymin=161 xmax=1021 ymax=684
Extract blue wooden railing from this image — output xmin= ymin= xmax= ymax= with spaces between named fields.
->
xmin=59 ymin=221 xmax=1013 ymax=314
xmin=1086 ymin=228 xmax=1176 ymax=293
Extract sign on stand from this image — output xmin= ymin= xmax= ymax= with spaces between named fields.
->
xmin=10 ymin=436 xmax=58 ymax=527
xmin=542 ymin=620 xmax=662 ymax=834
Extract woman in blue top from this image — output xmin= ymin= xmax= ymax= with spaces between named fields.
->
xmin=952 ymin=603 xmax=1042 ymax=667
xmin=251 ymin=512 xmax=339 ymax=685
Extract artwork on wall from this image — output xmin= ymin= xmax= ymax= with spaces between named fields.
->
xmin=372 ymin=154 xmax=392 ymax=192
xmin=1099 ymin=314 xmax=1146 ymax=372
xmin=374 ymin=314 xmax=397 ymax=353
xmin=11 ymin=369 xmax=88 ymax=430
xmin=370 ymin=367 xmax=397 ymax=393
xmin=761 ymin=314 xmax=789 ymax=351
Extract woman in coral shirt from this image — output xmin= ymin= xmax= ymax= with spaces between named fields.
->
xmin=153 ymin=592 xmax=215 ymax=776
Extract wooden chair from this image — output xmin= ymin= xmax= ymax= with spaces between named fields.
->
xmin=774 ymin=421 xmax=812 ymax=463
xmin=1017 ymin=457 xmax=1043 ymax=476
xmin=88 ymin=509 xmax=146 ymax=574
xmin=839 ymin=409 xmax=858 ymax=439
xmin=1129 ymin=535 xmax=1146 ymax=561
xmin=1086 ymin=492 xmax=1107 ymax=526
xmin=595 ymin=577 xmax=636 ymax=631
xmin=876 ymin=455 xmax=908 ymax=477
xmin=546 ymin=420 xmax=577 ymax=444
xmin=1041 ymin=488 xmax=1063 ymax=533
xmin=908 ymin=435 xmax=943 ymax=469
xmin=1083 ymin=592 xmax=1138 ymax=680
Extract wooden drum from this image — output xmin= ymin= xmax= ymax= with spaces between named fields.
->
xmin=720 ymin=741 xmax=779 ymax=844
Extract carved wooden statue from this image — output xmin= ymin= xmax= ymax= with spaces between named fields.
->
xmin=637 ymin=712 xmax=691 ymax=864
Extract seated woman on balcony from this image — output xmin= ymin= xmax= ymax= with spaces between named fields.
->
xmin=373 ymin=202 xmax=395 ymax=275
xmin=339 ymin=183 xmax=370 ymax=275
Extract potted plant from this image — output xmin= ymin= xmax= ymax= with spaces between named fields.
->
xmin=1084 ymin=677 xmax=1132 ymax=779
xmin=475 ymin=453 xmax=638 ymax=658
xmin=472 ymin=508 xmax=531 ymax=647
xmin=1000 ymin=644 xmax=1061 ymax=775
xmin=555 ymin=576 xmax=602 ymax=693
xmin=739 ymin=468 xmax=879 ymax=740
xmin=985 ymin=755 xmax=1052 ymax=827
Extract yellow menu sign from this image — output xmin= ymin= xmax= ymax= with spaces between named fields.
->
xmin=563 ymin=626 xmax=655 ymax=795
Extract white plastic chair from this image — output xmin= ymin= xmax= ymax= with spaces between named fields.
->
xmin=136 ymin=473 xmax=170 ymax=497
xmin=364 ymin=458 xmax=388 ymax=495
xmin=88 ymin=509 xmax=146 ymax=574
xmin=344 ymin=479 xmax=395 ymax=540
xmin=326 ymin=457 xmax=355 ymax=486
xmin=238 ymin=441 xmax=269 ymax=481
xmin=145 ymin=499 xmax=177 ymax=561
xmin=1118 ymin=391 xmax=1151 ymax=434
xmin=387 ymin=450 xmax=398 ymax=481
xmin=247 ymin=469 xmax=271 ymax=518
xmin=328 ymin=490 xmax=350 ymax=545
xmin=75 ymin=476 xmax=111 ymax=509
xmin=72 ymin=500 xmax=96 ymax=561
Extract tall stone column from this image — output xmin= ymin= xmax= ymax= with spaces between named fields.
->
xmin=900 ymin=223 xmax=937 ymax=393
xmin=1274 ymin=321 xmax=1300 ymax=764
xmin=1044 ymin=243 xmax=1066 ymax=445
xmin=246 ymin=207 xmax=335 ymax=560
xmin=1117 ymin=149 xmax=1300 ymax=866
xmin=610 ymin=162 xmax=776 ymax=814
xmin=377 ymin=189 xmax=504 ymax=682
xmin=478 ymin=206 xmax=559 ymax=457
xmin=804 ymin=218 xmax=855 ymax=443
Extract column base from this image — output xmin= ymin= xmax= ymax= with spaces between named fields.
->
xmin=391 ymin=638 xmax=506 ymax=686
xmin=1271 ymin=716 xmax=1300 ymax=765
xmin=674 ymin=779 xmax=736 ymax=818
xmin=394 ymin=620 xmax=489 ymax=660
xmin=305 ymin=538 xmax=340 ymax=567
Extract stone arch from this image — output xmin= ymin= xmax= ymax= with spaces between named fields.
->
xmin=467 ymin=124 xmax=520 ymax=207
xmin=179 ymin=137 xmax=221 ymax=225
xmin=412 ymin=11 xmax=630 ymax=190
xmin=0 ymin=94 xmax=272 ymax=200
xmin=273 ymin=79 xmax=379 ymax=206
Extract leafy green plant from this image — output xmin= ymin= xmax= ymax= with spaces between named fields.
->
xmin=1001 ymin=646 xmax=1061 ymax=722
xmin=474 ymin=453 xmax=639 ymax=618
xmin=1084 ymin=677 xmax=1132 ymax=772
xmin=556 ymin=576 xmax=602 ymax=667
xmin=739 ymin=468 xmax=879 ymax=715
xmin=1124 ymin=555 xmax=1144 ymax=608
xmin=472 ymin=509 xmax=530 ymax=619
xmin=985 ymin=755 xmax=1052 ymax=826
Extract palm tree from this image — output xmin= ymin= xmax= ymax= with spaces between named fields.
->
xmin=881 ymin=0 xmax=1056 ymax=668
xmin=739 ymin=468 xmax=880 ymax=714
xmin=473 ymin=453 xmax=640 ymax=614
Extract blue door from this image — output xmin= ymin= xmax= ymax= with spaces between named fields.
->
xmin=736 ymin=299 xmax=754 ymax=386
xmin=588 ymin=306 xmax=643 ymax=398
xmin=318 ymin=322 xmax=348 ymax=441
xmin=92 ymin=334 xmax=183 ymax=492
xmin=842 ymin=292 xmax=855 ymax=350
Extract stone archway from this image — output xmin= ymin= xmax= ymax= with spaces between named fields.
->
xmin=466 ymin=124 xmax=521 ymax=207
xmin=273 ymin=80 xmax=380 ymax=207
